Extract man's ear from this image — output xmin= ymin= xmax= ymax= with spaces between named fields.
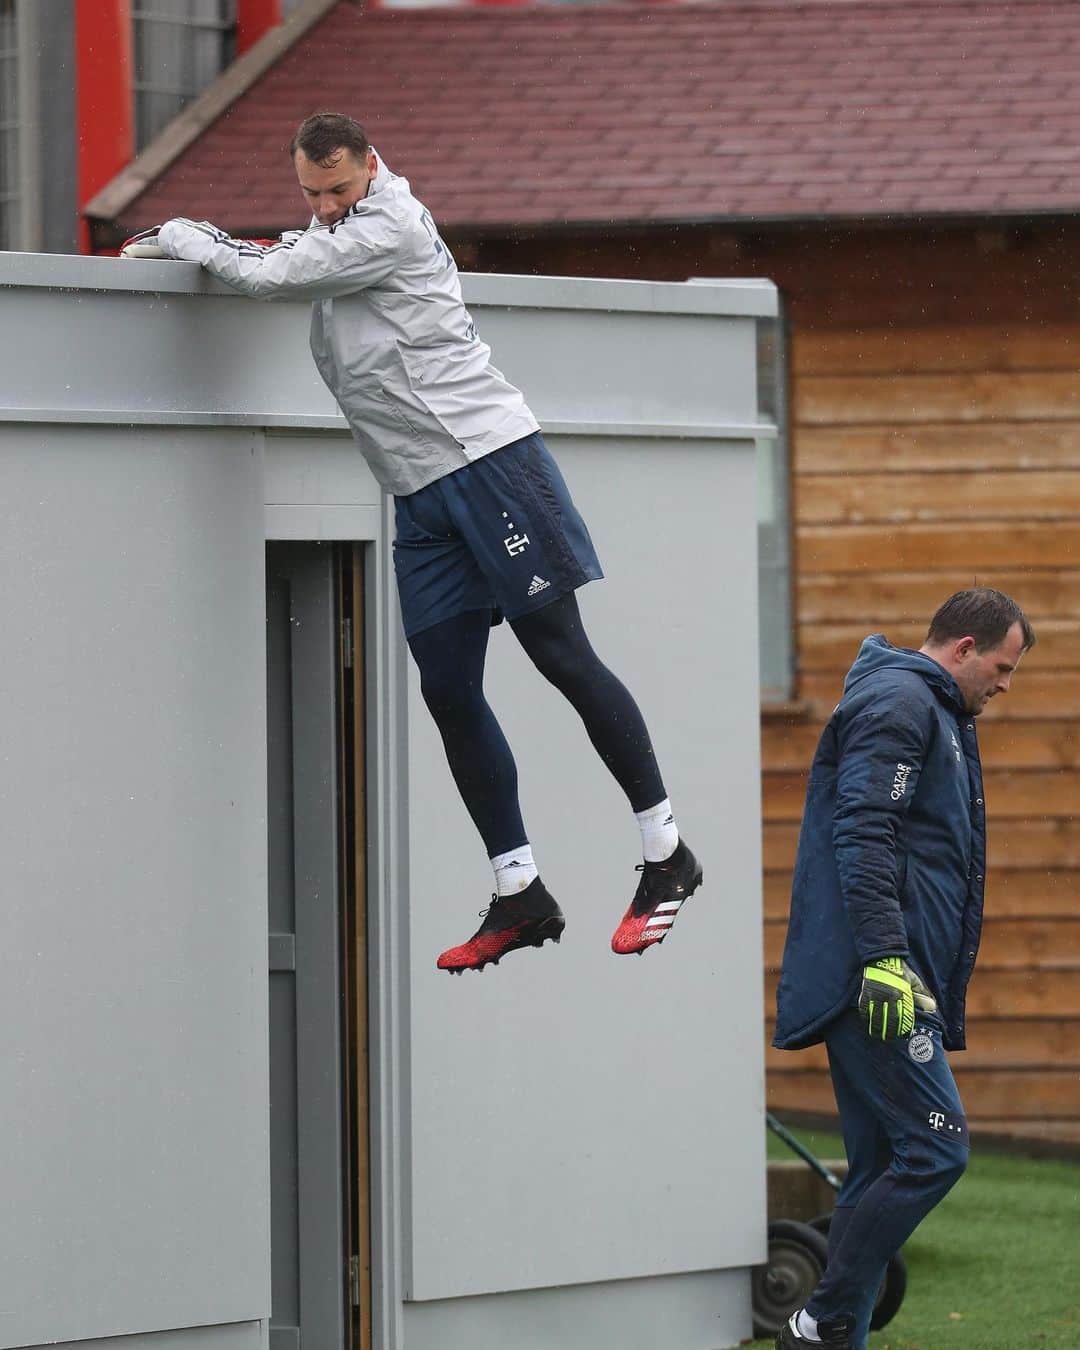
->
xmin=954 ymin=635 xmax=976 ymax=661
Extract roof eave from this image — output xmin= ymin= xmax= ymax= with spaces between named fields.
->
xmin=442 ymin=204 xmax=1080 ymax=237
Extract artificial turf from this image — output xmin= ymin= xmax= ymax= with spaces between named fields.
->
xmin=752 ymin=1124 xmax=1080 ymax=1349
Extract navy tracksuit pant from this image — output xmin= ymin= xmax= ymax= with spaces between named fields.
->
xmin=805 ymin=1009 xmax=970 ymax=1348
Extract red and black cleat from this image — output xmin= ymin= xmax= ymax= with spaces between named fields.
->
xmin=437 ymin=877 xmax=565 ymax=974
xmin=611 ymin=839 xmax=703 ymax=955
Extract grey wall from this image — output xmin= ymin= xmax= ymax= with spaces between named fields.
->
xmin=1 ymin=423 xmax=270 ymax=1347
xmin=0 ymin=256 xmax=774 ymax=1350
xmin=405 ymin=433 xmax=765 ymax=1301
xmin=399 ymin=303 xmax=769 ymax=1350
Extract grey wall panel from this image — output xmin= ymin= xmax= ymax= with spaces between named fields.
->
xmin=404 ymin=434 xmax=767 ymax=1301
xmin=0 ymin=287 xmax=342 ymax=425
xmin=0 ymin=258 xmax=774 ymax=440
xmin=27 ymin=1323 xmax=265 ymax=1350
xmin=263 ymin=431 xmax=380 ymax=507
xmin=471 ymin=309 xmax=760 ymax=432
xmin=402 ymin=1268 xmax=751 ymax=1350
xmin=0 ymin=425 xmax=270 ymax=1347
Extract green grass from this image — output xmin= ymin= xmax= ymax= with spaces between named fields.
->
xmin=753 ymin=1125 xmax=1080 ymax=1348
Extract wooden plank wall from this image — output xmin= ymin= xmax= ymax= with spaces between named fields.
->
xmin=764 ymin=322 xmax=1080 ymax=1143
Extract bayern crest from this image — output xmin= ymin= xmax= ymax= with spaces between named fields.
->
xmin=908 ymin=1032 xmax=935 ymax=1064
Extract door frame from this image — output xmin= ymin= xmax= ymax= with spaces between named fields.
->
xmin=267 ymin=541 xmax=365 ymax=1350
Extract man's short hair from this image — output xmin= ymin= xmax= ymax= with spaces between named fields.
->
xmin=289 ymin=113 xmax=370 ymax=166
xmin=925 ymin=587 xmax=1036 ymax=653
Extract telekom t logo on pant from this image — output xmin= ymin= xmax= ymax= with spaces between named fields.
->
xmin=928 ymin=1110 xmax=966 ymax=1135
xmin=501 ymin=511 xmax=529 ymax=556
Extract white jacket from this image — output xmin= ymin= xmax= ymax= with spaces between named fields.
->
xmin=157 ymin=155 xmax=539 ymax=495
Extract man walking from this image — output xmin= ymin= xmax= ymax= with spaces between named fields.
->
xmin=122 ymin=113 xmax=701 ymax=972
xmin=772 ymin=588 xmax=1034 ymax=1348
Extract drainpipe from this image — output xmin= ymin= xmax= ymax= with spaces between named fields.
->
xmin=16 ymin=0 xmax=43 ymax=251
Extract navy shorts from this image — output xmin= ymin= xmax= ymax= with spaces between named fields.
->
xmin=392 ymin=432 xmax=604 ymax=638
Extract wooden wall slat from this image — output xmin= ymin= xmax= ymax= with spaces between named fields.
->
xmin=794 ymin=326 xmax=1080 ymax=377
xmin=795 ymin=422 xmax=1080 ymax=475
xmin=761 ymin=723 xmax=824 ymax=773
xmin=796 ymin=370 xmax=1080 ymax=425
xmin=962 ymin=1119 xmax=1080 ymax=1142
xmin=797 ymin=521 xmax=1080 ymax=574
xmin=765 ymin=969 xmax=1080 ymax=1017
xmin=765 ymin=1019 xmax=1080 ymax=1071
xmin=767 ymin=820 xmax=1080 ymax=872
xmin=764 ymin=868 xmax=1080 ymax=921
xmin=795 ymin=623 xmax=1080 ymax=673
xmin=763 ymin=768 xmax=1080 ymax=823
xmin=764 ymin=918 xmax=1080 ymax=971
xmin=797 ymin=570 xmax=1080 ymax=624
xmin=983 ymin=870 xmax=1080 ymax=916
xmin=964 ymin=918 xmax=1080 ymax=968
xmin=976 ymin=722 xmax=1080 ymax=767
xmin=768 ymin=1069 xmax=1080 ymax=1119
xmin=798 ymin=671 xmax=1080 ymax=720
xmin=765 ymin=719 xmax=1080 ymax=771
xmin=763 ymin=824 xmax=800 ymax=872
xmin=983 ymin=821 xmax=1080 ymax=870
xmin=798 ymin=470 xmax=1080 ymax=525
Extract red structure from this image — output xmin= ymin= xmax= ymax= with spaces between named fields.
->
xmin=75 ymin=0 xmax=134 ymax=254
xmin=237 ymin=0 xmax=284 ymax=54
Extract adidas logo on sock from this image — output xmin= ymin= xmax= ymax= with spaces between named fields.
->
xmin=527 ymin=575 xmax=551 ymax=596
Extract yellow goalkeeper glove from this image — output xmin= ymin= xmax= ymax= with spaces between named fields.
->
xmin=858 ymin=957 xmax=937 ymax=1040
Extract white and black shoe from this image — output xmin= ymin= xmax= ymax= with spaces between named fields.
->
xmin=775 ymin=1310 xmax=854 ymax=1348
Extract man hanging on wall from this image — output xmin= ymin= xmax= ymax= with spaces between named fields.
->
xmin=771 ymin=588 xmax=1034 ymax=1350
xmin=122 ymin=112 xmax=701 ymax=973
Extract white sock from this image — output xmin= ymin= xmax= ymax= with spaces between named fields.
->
xmin=492 ymin=845 xmax=539 ymax=897
xmin=636 ymin=798 xmax=679 ymax=862
xmin=795 ymin=1308 xmax=822 ymax=1342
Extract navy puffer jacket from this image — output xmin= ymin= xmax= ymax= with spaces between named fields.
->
xmin=773 ymin=636 xmax=986 ymax=1052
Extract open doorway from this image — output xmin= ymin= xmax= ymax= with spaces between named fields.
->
xmin=266 ymin=542 xmax=371 ymax=1350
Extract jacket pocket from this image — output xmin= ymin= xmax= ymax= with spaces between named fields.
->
xmin=398 ymin=344 xmax=475 ymax=448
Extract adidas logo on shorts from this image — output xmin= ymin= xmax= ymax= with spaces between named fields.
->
xmin=527 ymin=575 xmax=551 ymax=597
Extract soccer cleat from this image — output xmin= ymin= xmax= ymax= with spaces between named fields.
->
xmin=775 ymin=1311 xmax=854 ymax=1349
xmin=437 ymin=877 xmax=565 ymax=973
xmin=611 ymin=839 xmax=702 ymax=955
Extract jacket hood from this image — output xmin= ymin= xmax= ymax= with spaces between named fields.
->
xmin=368 ymin=149 xmax=395 ymax=196
xmin=843 ymin=634 xmax=965 ymax=711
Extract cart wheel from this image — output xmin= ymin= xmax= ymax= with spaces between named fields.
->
xmin=807 ymin=1213 xmax=908 ymax=1331
xmin=751 ymin=1219 xmax=830 ymax=1339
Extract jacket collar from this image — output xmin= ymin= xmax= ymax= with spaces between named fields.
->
xmin=843 ymin=634 xmax=967 ymax=714
xmin=367 ymin=149 xmax=395 ymax=197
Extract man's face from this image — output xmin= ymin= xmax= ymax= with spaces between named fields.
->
xmin=951 ymin=621 xmax=1028 ymax=715
xmin=294 ymin=146 xmax=377 ymax=227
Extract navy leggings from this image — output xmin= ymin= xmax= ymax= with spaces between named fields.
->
xmin=406 ymin=593 xmax=667 ymax=858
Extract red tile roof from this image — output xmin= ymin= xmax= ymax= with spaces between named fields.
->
xmin=113 ymin=0 xmax=1080 ymax=233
